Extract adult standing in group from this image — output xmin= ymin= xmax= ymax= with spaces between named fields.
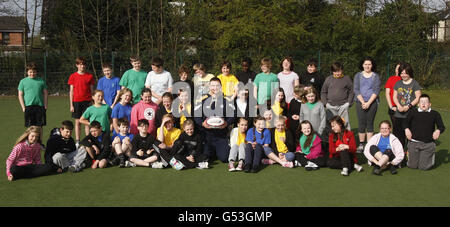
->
xmin=299 ymin=58 xmax=325 ymax=99
xmin=353 ymin=56 xmax=381 ymax=152
xmin=384 ymin=62 xmax=402 ymax=132
xmin=277 ymin=57 xmax=299 ymax=104
xmin=392 ymin=63 xmax=422 ymax=148
xmin=194 ymin=77 xmax=235 ymax=163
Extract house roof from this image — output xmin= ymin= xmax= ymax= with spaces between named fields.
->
xmin=436 ymin=8 xmax=450 ymax=20
xmin=0 ymin=16 xmax=27 ymax=32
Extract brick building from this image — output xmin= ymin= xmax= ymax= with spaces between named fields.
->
xmin=0 ymin=16 xmax=28 ymax=50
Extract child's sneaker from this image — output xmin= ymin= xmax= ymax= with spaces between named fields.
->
xmin=197 ymin=161 xmax=209 ymax=169
xmin=261 ymin=158 xmax=276 ymax=165
xmin=282 ymin=162 xmax=293 ymax=168
xmin=357 ymin=143 xmax=364 ymax=153
xmin=354 ymin=163 xmax=363 ymax=172
xmin=228 ymin=161 xmax=236 ymax=172
xmin=389 ymin=164 xmax=398 ymax=175
xmin=68 ymin=165 xmax=77 ymax=173
xmin=151 ymin=162 xmax=164 ymax=169
xmin=294 ymin=160 xmax=302 ymax=167
xmin=235 ymin=160 xmax=244 ymax=171
xmin=125 ymin=160 xmax=136 ymax=167
xmin=341 ymin=167 xmax=349 ymax=176
xmin=305 ymin=161 xmax=319 ymax=171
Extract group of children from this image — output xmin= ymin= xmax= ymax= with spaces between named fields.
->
xmin=6 ymin=56 xmax=445 ymax=181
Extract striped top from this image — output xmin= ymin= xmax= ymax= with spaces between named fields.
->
xmin=6 ymin=141 xmax=42 ymax=177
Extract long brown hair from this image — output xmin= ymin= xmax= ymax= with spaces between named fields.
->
xmin=330 ymin=116 xmax=346 ymax=143
xmin=299 ymin=120 xmax=316 ymax=148
xmin=15 ymin=126 xmax=41 ymax=146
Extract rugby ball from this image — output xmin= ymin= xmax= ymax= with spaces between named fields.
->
xmin=205 ymin=116 xmax=226 ymax=128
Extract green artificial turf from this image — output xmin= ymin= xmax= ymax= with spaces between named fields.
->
xmin=0 ymin=92 xmax=449 ymax=207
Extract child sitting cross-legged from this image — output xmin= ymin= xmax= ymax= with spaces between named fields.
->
xmin=128 ymin=119 xmax=164 ymax=168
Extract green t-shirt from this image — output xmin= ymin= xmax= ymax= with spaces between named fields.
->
xmin=18 ymin=77 xmax=47 ymax=106
xmin=82 ymin=104 xmax=112 ymax=134
xmin=119 ymin=69 xmax=147 ymax=103
xmin=254 ymin=72 xmax=279 ymax=105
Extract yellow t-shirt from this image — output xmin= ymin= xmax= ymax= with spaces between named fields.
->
xmin=271 ymin=101 xmax=283 ymax=116
xmin=217 ymin=74 xmax=239 ymax=97
xmin=274 ymin=130 xmax=288 ymax=153
xmin=157 ymin=127 xmax=182 ymax=147
xmin=237 ymin=131 xmax=246 ymax=146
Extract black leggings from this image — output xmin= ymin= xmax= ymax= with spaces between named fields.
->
xmin=369 ymin=145 xmax=395 ymax=164
xmin=356 ymin=101 xmax=378 ymax=134
xmin=294 ymin=153 xmax=326 ymax=167
xmin=10 ymin=164 xmax=54 ymax=180
xmin=326 ymin=150 xmax=355 ymax=169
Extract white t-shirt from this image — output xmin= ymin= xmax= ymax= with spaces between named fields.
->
xmin=236 ymin=99 xmax=247 ymax=117
xmin=277 ymin=71 xmax=299 ymax=103
xmin=145 ymin=70 xmax=173 ymax=102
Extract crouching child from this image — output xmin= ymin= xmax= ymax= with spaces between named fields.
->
xmin=80 ymin=121 xmax=111 ymax=169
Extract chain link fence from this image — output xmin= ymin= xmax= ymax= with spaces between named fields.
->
xmin=1 ymin=49 xmax=449 ymax=95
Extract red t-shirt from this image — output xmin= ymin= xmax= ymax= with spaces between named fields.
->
xmin=384 ymin=75 xmax=401 ymax=107
xmin=68 ymin=72 xmax=95 ymax=102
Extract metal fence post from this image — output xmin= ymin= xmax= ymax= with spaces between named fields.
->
xmin=386 ymin=50 xmax=391 ymax=79
xmin=318 ymin=50 xmax=321 ymax=70
xmin=44 ymin=50 xmax=47 ymax=82
xmin=111 ymin=51 xmax=115 ymax=71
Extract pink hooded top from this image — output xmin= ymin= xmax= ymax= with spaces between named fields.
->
xmin=6 ymin=141 xmax=42 ymax=177
xmin=130 ymin=100 xmax=158 ymax=136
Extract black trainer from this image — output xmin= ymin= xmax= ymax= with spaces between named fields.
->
xmin=389 ymin=164 xmax=398 ymax=175
xmin=372 ymin=165 xmax=382 ymax=176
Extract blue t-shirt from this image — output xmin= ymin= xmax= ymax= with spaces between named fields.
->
xmin=245 ymin=128 xmax=271 ymax=145
xmin=111 ymin=103 xmax=132 ymax=122
xmin=112 ymin=133 xmax=134 ymax=142
xmin=377 ymin=135 xmax=391 ymax=153
xmin=97 ymin=76 xmax=120 ymax=106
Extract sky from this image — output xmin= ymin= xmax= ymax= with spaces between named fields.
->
xmin=1 ymin=0 xmax=448 ymax=37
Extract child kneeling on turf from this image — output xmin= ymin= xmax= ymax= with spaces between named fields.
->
xmin=159 ymin=119 xmax=208 ymax=170
xmin=80 ymin=121 xmax=111 ymax=169
xmin=405 ymin=94 xmax=445 ymax=170
xmin=128 ymin=119 xmax=163 ymax=168
xmin=111 ymin=117 xmax=134 ymax=168
xmin=45 ymin=120 xmax=86 ymax=173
